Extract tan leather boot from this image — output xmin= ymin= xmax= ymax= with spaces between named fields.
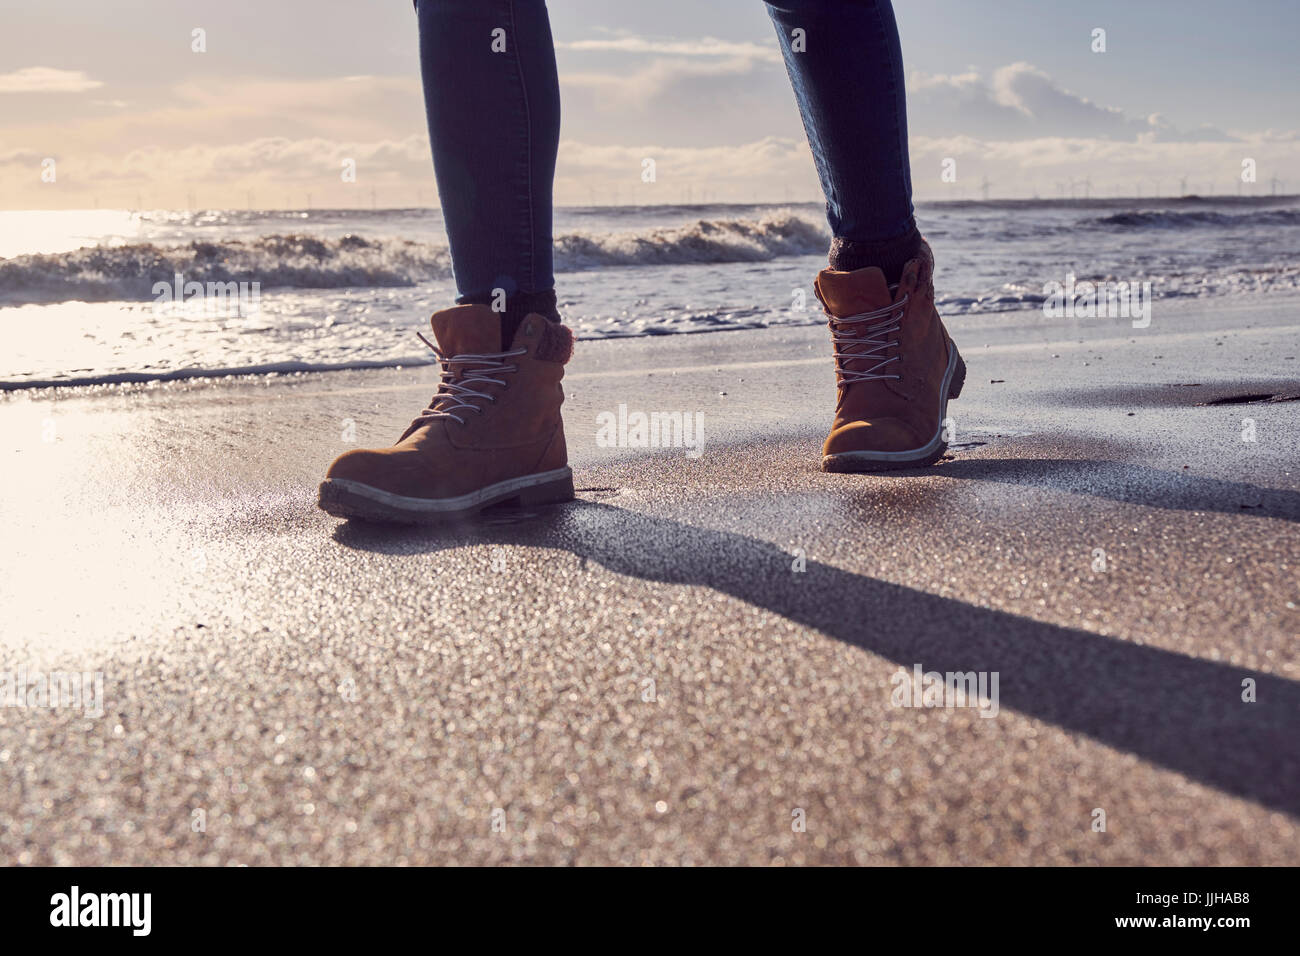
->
xmin=318 ymin=304 xmax=574 ymax=522
xmin=814 ymin=240 xmax=965 ymax=471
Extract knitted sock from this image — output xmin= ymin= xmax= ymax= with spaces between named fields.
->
xmin=828 ymin=222 xmax=923 ymax=286
xmin=460 ymin=289 xmax=561 ymax=350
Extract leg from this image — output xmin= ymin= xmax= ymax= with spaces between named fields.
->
xmin=764 ymin=0 xmax=921 ymax=280
xmin=767 ymin=0 xmax=964 ymax=472
xmin=416 ymin=0 xmax=562 ymax=341
xmin=318 ymin=0 xmax=574 ymax=523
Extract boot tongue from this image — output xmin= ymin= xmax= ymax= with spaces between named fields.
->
xmin=814 ymin=266 xmax=894 ymax=321
xmin=428 ymin=304 xmax=504 ymax=357
xmin=815 ymin=266 xmax=901 ymax=386
xmin=420 ymin=304 xmax=506 ymax=418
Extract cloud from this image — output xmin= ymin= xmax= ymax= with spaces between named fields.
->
xmin=907 ymin=63 xmax=1240 ymax=144
xmin=0 ymin=67 xmax=103 ymax=94
xmin=554 ymin=136 xmax=819 ymax=203
xmin=559 ymin=53 xmax=1247 ymax=150
xmin=564 ymin=56 xmax=771 ymax=105
xmin=0 ymin=74 xmax=425 ymax=158
xmin=557 ymin=36 xmax=782 ymax=63
xmin=558 ymin=136 xmax=808 ymax=178
xmin=993 ymin=63 xmax=1131 ymax=131
xmin=0 ymin=148 xmax=43 ymax=166
xmin=115 ymin=134 xmax=431 ymax=184
xmin=3 ymin=128 xmax=1293 ymax=208
xmin=556 ymin=30 xmax=786 ymax=121
xmin=0 ymin=54 xmax=1290 ymax=208
xmin=556 ymin=31 xmax=782 ymax=109
xmin=907 ymin=132 xmax=1293 ymax=198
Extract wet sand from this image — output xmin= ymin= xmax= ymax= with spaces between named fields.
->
xmin=1 ymin=295 xmax=1298 ymax=864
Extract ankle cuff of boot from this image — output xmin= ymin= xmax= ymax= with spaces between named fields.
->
xmin=534 ymin=319 xmax=574 ymax=365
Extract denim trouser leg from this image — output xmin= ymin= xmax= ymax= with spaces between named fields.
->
xmin=415 ymin=0 xmax=560 ymax=304
xmin=764 ymin=0 xmax=916 ymax=245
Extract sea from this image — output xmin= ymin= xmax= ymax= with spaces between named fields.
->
xmin=1 ymin=196 xmax=1297 ymax=388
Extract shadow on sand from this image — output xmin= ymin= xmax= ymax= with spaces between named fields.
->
xmin=927 ymin=457 xmax=1300 ymax=521
xmin=331 ymin=464 xmax=1300 ymax=816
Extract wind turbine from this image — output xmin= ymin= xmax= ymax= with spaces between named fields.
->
xmin=979 ymin=176 xmax=992 ymax=201
xmin=1080 ymin=177 xmax=1092 ymax=200
xmin=1178 ymin=175 xmax=1189 ymax=197
xmin=1270 ymin=176 xmax=1285 ymax=196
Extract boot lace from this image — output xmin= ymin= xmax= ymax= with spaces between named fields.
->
xmin=406 ymin=331 xmax=527 ymax=428
xmin=829 ymin=291 xmax=907 ymax=384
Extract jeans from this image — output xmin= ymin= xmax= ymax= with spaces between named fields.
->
xmin=414 ymin=0 xmax=916 ymax=305
xmin=415 ymin=0 xmax=560 ymax=305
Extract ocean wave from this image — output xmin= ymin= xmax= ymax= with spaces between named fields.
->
xmin=0 ymin=234 xmax=451 ymax=306
xmin=554 ymin=212 xmax=827 ymax=267
xmin=0 ymin=213 xmax=829 ymax=306
xmin=1086 ymin=208 xmax=1300 ymax=230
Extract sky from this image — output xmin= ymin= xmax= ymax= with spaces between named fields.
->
xmin=1 ymin=0 xmax=1297 ymax=209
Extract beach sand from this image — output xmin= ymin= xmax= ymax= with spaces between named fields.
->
xmin=1 ymin=295 xmax=1297 ymax=865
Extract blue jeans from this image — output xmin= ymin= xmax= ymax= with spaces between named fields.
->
xmin=415 ymin=0 xmax=916 ymax=305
